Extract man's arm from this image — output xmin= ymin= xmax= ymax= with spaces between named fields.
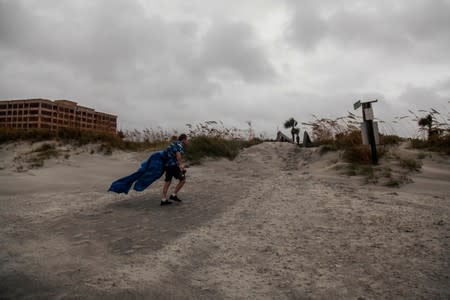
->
xmin=176 ymin=151 xmax=185 ymax=171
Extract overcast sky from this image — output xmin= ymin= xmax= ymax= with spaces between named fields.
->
xmin=1 ymin=0 xmax=449 ymax=137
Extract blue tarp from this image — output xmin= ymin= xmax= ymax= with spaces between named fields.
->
xmin=108 ymin=150 xmax=168 ymax=194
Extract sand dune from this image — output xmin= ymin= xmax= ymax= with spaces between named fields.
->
xmin=0 ymin=142 xmax=449 ymax=299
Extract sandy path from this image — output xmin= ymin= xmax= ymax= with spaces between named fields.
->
xmin=0 ymin=142 xmax=449 ymax=299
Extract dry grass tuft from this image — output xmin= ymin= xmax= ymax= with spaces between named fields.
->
xmin=0 ymin=121 xmax=263 ymax=166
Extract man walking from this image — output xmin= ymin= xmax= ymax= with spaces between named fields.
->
xmin=161 ymin=134 xmax=188 ymax=206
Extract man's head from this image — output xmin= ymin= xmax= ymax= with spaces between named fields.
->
xmin=178 ymin=133 xmax=188 ymax=146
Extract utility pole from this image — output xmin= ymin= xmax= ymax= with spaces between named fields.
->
xmin=354 ymin=99 xmax=379 ymax=164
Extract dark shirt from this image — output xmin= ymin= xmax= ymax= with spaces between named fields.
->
xmin=166 ymin=140 xmax=184 ymax=166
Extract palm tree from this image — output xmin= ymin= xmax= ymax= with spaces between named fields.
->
xmin=284 ymin=117 xmax=298 ymax=142
xmin=292 ymin=127 xmax=300 ymax=144
xmin=418 ymin=114 xmax=433 ymax=140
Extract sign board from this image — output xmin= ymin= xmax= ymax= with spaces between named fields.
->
xmin=361 ymin=122 xmax=380 ymax=145
xmin=361 ymin=122 xmax=369 ymax=145
xmin=353 ymin=100 xmax=361 ymax=110
xmin=364 ymin=107 xmax=374 ymax=120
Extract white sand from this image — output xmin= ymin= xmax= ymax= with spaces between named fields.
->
xmin=0 ymin=141 xmax=449 ymax=299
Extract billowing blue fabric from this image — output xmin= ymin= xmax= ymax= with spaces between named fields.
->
xmin=108 ymin=151 xmax=168 ymax=194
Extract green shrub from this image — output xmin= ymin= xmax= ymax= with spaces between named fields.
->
xmin=399 ymin=158 xmax=422 ymax=171
xmin=32 ymin=143 xmax=60 ymax=160
xmin=0 ymin=129 xmax=56 ymax=143
xmin=0 ymin=128 xmax=168 ymax=152
xmin=313 ymin=130 xmax=386 ymax=164
xmin=417 ymin=152 xmax=426 ymax=159
xmin=334 ymin=130 xmax=362 ymax=149
xmin=33 ymin=143 xmax=55 ymax=152
xmin=29 ymin=159 xmax=44 ymax=169
xmin=384 ymin=178 xmax=400 ymax=188
xmin=98 ymin=144 xmax=113 ymax=155
xmin=185 ymin=136 xmax=262 ymax=164
xmin=342 ymin=163 xmax=377 ymax=182
xmin=343 ymin=145 xmax=372 ymax=164
xmin=19 ymin=143 xmax=61 ymax=168
xmin=319 ymin=144 xmax=337 ymax=156
xmin=410 ymin=133 xmax=450 ymax=154
xmin=380 ymin=134 xmax=403 ymax=145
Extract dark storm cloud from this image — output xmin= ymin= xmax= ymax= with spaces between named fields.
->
xmin=0 ymin=0 xmax=275 ymax=105
xmin=286 ymin=0 xmax=450 ymax=62
xmin=0 ymin=0 xmax=448 ymax=138
xmin=0 ymin=0 xmax=175 ymax=81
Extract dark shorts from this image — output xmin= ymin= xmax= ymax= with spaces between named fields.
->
xmin=164 ymin=165 xmax=186 ymax=182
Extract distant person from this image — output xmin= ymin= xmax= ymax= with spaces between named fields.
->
xmin=303 ymin=131 xmax=312 ymax=147
xmin=296 ymin=133 xmax=300 ymax=145
xmin=161 ymin=134 xmax=189 ymax=206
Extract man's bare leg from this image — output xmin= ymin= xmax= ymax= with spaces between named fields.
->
xmin=162 ymin=180 xmax=171 ymax=200
xmin=172 ymin=179 xmax=185 ymax=195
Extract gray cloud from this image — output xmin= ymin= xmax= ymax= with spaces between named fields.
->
xmin=0 ymin=0 xmax=274 ymax=99
xmin=286 ymin=0 xmax=450 ymax=62
xmin=0 ymin=0 xmax=165 ymax=80
xmin=0 ymin=0 xmax=448 ymax=138
xmin=285 ymin=1 xmax=329 ymax=51
xmin=197 ymin=21 xmax=276 ymax=82
xmin=396 ymin=85 xmax=450 ymax=111
xmin=435 ymin=78 xmax=450 ymax=94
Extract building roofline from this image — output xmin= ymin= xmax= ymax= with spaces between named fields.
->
xmin=0 ymin=98 xmax=116 ymax=117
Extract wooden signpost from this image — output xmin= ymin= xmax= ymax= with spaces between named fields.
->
xmin=354 ymin=99 xmax=379 ymax=164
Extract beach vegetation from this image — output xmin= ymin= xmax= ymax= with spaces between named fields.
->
xmin=0 ymin=120 xmax=263 ymax=166
xmin=398 ymin=157 xmax=422 ymax=171
xmin=410 ymin=109 xmax=450 ymax=154
xmin=19 ymin=142 xmax=61 ymax=168
xmin=417 ymin=152 xmax=427 ymax=159
xmin=185 ymin=136 xmax=262 ymax=165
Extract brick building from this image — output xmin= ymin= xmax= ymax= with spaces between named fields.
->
xmin=0 ymin=99 xmax=117 ymax=133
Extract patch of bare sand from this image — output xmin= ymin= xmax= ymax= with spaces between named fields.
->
xmin=0 ymin=142 xmax=449 ymax=299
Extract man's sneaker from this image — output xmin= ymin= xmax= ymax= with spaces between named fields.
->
xmin=169 ymin=195 xmax=182 ymax=202
xmin=160 ymin=200 xmax=172 ymax=206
